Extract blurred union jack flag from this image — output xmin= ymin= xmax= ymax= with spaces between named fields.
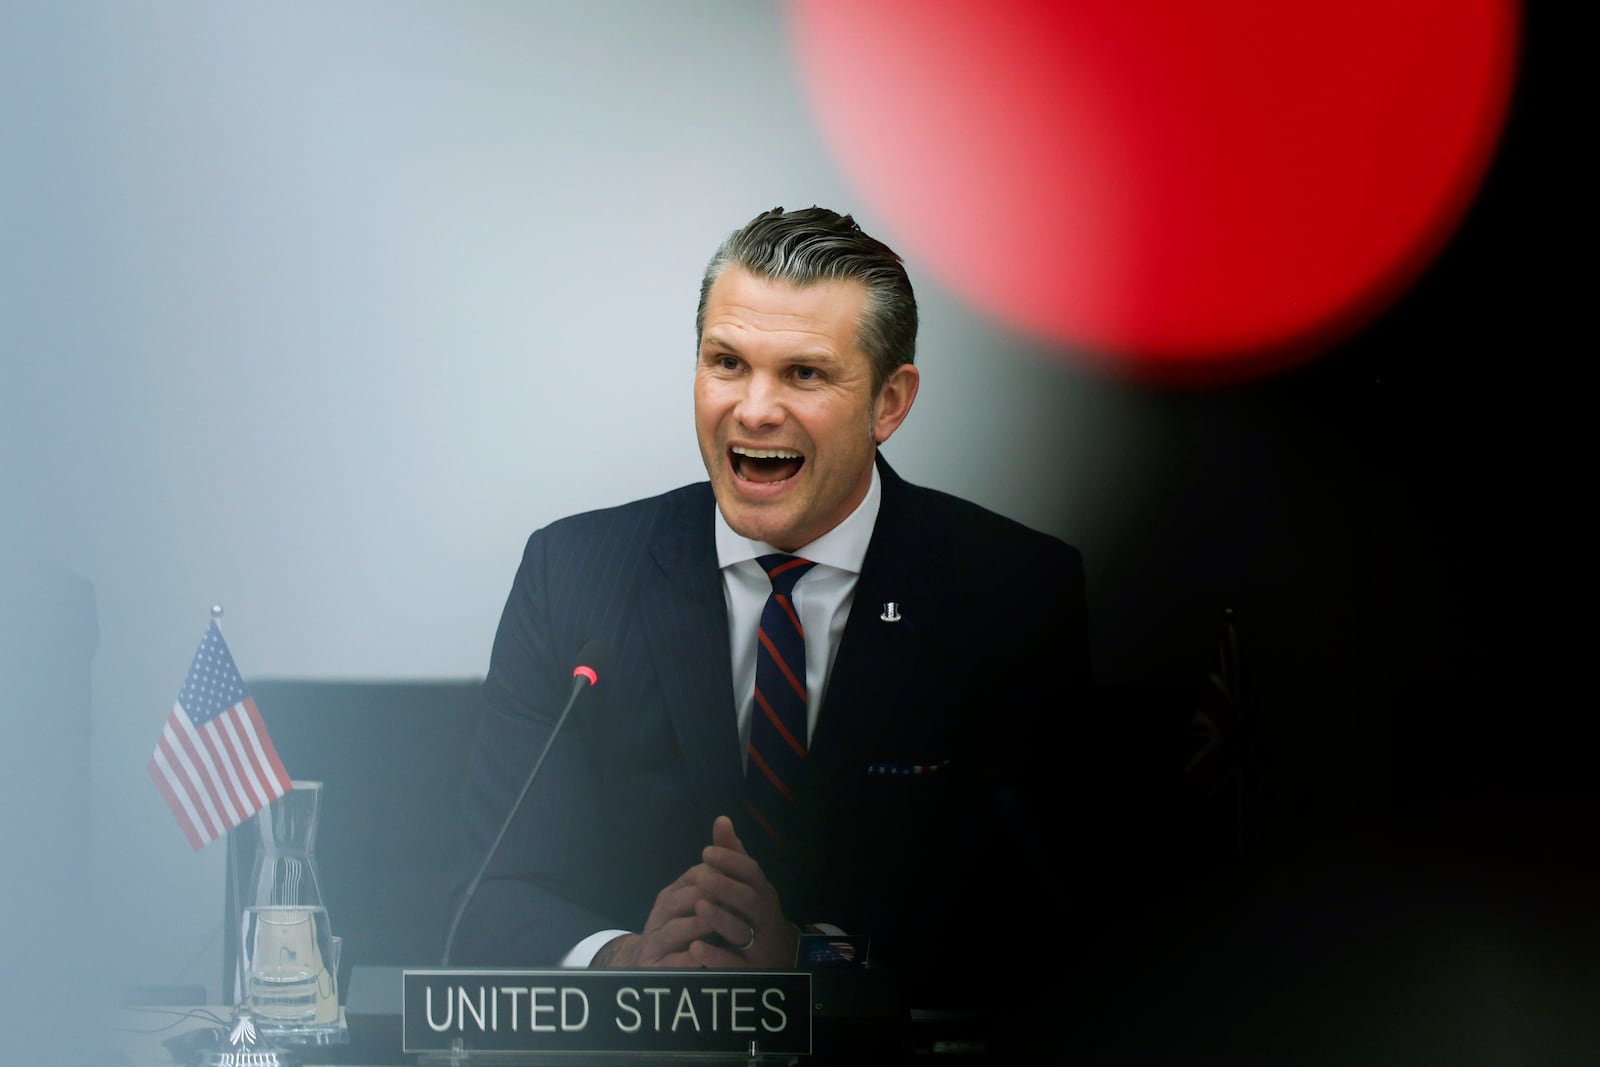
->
xmin=147 ymin=620 xmax=291 ymax=850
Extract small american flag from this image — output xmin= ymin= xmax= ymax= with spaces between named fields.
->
xmin=147 ymin=621 xmax=291 ymax=850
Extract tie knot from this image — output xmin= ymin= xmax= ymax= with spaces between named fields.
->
xmin=758 ymin=554 xmax=816 ymax=596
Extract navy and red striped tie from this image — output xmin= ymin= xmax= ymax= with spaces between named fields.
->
xmin=745 ymin=553 xmax=817 ymax=848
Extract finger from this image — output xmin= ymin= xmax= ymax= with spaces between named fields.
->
xmin=705 ymin=816 xmax=758 ymax=876
xmin=700 ymin=847 xmax=774 ymax=903
xmin=644 ymin=881 xmax=708 ymax=931
xmin=701 ymin=843 xmax=761 ymax=881
xmin=658 ymin=873 xmax=712 ymax=909
xmin=637 ymin=913 xmax=718 ymax=964
xmin=648 ymin=953 xmax=702 ymax=969
xmin=693 ymin=896 xmax=755 ymax=948
xmin=658 ymin=862 xmax=705 ymax=896
xmin=662 ymin=911 xmax=720 ymax=944
xmin=635 ymin=943 xmax=706 ymax=969
xmin=686 ymin=937 xmax=750 ymax=970
xmin=689 ymin=870 xmax=791 ymax=969
xmin=688 ymin=861 xmax=763 ymax=921
xmin=711 ymin=814 xmax=746 ymax=855
xmin=662 ymin=882 xmax=710 ymax=916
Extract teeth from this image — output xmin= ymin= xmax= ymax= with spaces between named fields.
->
xmin=732 ymin=446 xmax=802 ymax=460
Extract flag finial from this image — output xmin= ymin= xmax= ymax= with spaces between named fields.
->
xmin=211 ymin=604 xmax=224 ymax=622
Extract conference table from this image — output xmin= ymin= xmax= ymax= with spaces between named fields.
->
xmin=100 ymin=965 xmax=1005 ymax=1067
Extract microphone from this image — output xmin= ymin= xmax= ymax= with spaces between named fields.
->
xmin=440 ymin=638 xmax=612 ymax=967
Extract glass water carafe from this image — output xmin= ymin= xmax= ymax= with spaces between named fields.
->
xmin=241 ymin=779 xmax=342 ymax=1039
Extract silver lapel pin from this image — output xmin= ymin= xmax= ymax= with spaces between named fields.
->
xmin=880 ymin=602 xmax=901 ymax=622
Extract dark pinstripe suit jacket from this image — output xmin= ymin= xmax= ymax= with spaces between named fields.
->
xmin=451 ymin=456 xmax=1088 ymax=1001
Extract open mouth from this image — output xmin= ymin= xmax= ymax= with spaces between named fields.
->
xmin=731 ymin=445 xmax=804 ymax=484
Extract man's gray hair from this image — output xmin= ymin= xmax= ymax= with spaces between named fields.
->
xmin=697 ymin=206 xmax=917 ymax=393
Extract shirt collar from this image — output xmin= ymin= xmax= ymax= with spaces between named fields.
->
xmin=714 ymin=462 xmax=880 ymax=574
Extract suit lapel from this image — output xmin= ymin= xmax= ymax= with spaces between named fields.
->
xmin=806 ymin=458 xmax=946 ymax=785
xmin=637 ymin=464 xmax=946 ymax=850
xmin=638 ymin=487 xmax=746 ymax=829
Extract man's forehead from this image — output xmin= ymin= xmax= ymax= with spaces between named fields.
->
xmin=701 ymin=268 xmax=867 ymax=344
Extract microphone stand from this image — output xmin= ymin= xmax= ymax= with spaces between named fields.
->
xmin=440 ymin=641 xmax=609 ymax=968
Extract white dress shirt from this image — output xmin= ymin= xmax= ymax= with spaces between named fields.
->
xmin=716 ymin=463 xmax=880 ymax=765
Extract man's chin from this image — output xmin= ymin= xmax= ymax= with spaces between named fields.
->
xmin=716 ymin=499 xmax=801 ymax=551
xmin=723 ymin=513 xmax=785 ymax=546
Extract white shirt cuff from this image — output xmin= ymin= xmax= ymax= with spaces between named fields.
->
xmin=560 ymin=929 xmax=630 ymax=968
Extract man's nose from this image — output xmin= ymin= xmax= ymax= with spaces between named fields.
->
xmin=734 ymin=373 xmax=785 ymax=428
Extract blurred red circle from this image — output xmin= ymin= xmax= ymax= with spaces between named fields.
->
xmin=787 ymin=0 xmax=1520 ymax=383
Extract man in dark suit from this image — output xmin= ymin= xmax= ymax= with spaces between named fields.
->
xmin=452 ymin=207 xmax=1089 ymax=1017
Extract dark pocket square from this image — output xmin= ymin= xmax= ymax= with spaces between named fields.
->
xmin=865 ymin=759 xmax=950 ymax=776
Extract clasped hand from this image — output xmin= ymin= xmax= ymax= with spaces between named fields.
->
xmin=592 ymin=815 xmax=797 ymax=969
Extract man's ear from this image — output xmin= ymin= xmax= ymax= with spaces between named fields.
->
xmin=871 ymin=364 xmax=920 ymax=445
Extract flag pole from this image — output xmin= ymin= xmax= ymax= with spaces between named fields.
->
xmin=205 ymin=602 xmax=297 ymax=1065
xmin=212 ymin=603 xmax=248 ymax=1014
xmin=211 ymin=604 xmax=251 ymax=1022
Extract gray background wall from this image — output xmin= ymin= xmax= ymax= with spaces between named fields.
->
xmin=4 ymin=0 xmax=1577 ymax=1046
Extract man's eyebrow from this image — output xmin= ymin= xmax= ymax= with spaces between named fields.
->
xmin=699 ymin=334 xmax=842 ymax=366
xmin=784 ymin=349 xmax=845 ymax=368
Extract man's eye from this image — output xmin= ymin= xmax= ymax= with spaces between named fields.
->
xmin=719 ymin=356 xmax=740 ymax=371
xmin=794 ymin=366 xmax=818 ymax=381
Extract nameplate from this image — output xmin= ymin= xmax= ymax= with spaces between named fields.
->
xmin=402 ymin=969 xmax=812 ymax=1056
